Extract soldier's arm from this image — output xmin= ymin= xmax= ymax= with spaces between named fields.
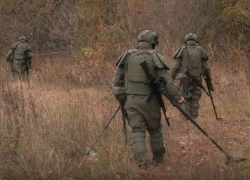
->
xmin=6 ymin=43 xmax=18 ymax=61
xmin=170 ymin=58 xmax=181 ymax=81
xmin=201 ymin=49 xmax=211 ymax=79
xmin=112 ymin=51 xmax=129 ymax=99
xmin=6 ymin=49 xmax=13 ymax=61
xmin=112 ymin=62 xmax=126 ymax=104
xmin=157 ymin=69 xmax=182 ymax=101
xmin=202 ymin=61 xmax=211 ymax=79
xmin=170 ymin=47 xmax=184 ymax=80
xmin=201 ymin=50 xmax=214 ymax=91
xmin=113 ymin=66 xmax=124 ymax=87
xmin=27 ymin=44 xmax=32 ymax=59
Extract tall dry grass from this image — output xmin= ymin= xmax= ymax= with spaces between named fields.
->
xmin=0 ymin=44 xmax=249 ymax=180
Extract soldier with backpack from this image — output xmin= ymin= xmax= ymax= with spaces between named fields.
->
xmin=6 ymin=36 xmax=32 ymax=80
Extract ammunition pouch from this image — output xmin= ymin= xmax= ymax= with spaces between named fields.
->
xmin=112 ymin=86 xmax=124 ymax=95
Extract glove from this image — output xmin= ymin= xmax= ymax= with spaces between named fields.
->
xmin=115 ymin=94 xmax=126 ymax=106
xmin=205 ymin=79 xmax=214 ymax=91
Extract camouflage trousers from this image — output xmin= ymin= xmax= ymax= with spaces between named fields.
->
xmin=179 ymin=81 xmax=202 ymax=119
xmin=126 ymin=94 xmax=165 ymax=166
xmin=12 ymin=59 xmax=29 ymax=81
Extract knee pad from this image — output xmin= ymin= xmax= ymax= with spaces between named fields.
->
xmin=131 ymin=132 xmax=146 ymax=143
xmin=190 ymin=101 xmax=200 ymax=109
xmin=190 ymin=101 xmax=200 ymax=116
xmin=149 ymin=132 xmax=163 ymax=144
xmin=191 ymin=92 xmax=201 ymax=101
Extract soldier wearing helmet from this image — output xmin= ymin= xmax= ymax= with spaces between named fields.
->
xmin=171 ymin=33 xmax=213 ymax=119
xmin=112 ymin=30 xmax=185 ymax=169
xmin=6 ymin=36 xmax=32 ymax=80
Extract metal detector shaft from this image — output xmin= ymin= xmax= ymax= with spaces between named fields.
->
xmin=78 ymin=106 xmax=121 ymax=168
xmin=208 ymin=89 xmax=222 ymax=120
xmin=161 ymin=90 xmax=230 ymax=157
xmin=85 ymin=106 xmax=121 ymax=156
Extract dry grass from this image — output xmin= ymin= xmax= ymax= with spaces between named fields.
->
xmin=0 ymin=49 xmax=249 ymax=180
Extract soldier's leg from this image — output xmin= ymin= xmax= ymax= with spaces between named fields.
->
xmin=148 ymin=129 xmax=165 ymax=164
xmin=182 ymin=101 xmax=191 ymax=117
xmin=130 ymin=130 xmax=147 ymax=166
xmin=13 ymin=61 xmax=22 ymax=80
xmin=190 ymin=87 xmax=201 ymax=119
xmin=179 ymin=81 xmax=191 ymax=117
xmin=143 ymin=97 xmax=165 ymax=164
xmin=13 ymin=70 xmax=19 ymax=80
xmin=20 ymin=62 xmax=27 ymax=80
xmin=12 ymin=65 xmax=19 ymax=80
xmin=126 ymin=96 xmax=147 ymax=166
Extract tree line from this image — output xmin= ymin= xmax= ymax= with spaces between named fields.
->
xmin=0 ymin=0 xmax=249 ymax=57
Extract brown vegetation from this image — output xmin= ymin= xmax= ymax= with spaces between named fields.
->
xmin=0 ymin=0 xmax=250 ymax=179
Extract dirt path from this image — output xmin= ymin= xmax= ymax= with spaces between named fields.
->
xmin=134 ymin=116 xmax=250 ymax=179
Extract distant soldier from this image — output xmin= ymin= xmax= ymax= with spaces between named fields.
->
xmin=112 ymin=30 xmax=185 ymax=169
xmin=171 ymin=33 xmax=213 ymax=119
xmin=6 ymin=36 xmax=32 ymax=80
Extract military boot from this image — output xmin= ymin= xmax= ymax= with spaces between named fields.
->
xmin=153 ymin=147 xmax=165 ymax=165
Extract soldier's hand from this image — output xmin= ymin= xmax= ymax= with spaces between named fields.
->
xmin=115 ymin=94 xmax=126 ymax=106
xmin=177 ymin=97 xmax=186 ymax=104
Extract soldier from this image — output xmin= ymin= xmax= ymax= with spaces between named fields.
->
xmin=170 ymin=33 xmax=213 ymax=119
xmin=6 ymin=36 xmax=32 ymax=80
xmin=112 ymin=30 xmax=185 ymax=169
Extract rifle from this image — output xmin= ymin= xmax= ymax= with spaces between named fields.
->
xmin=140 ymin=60 xmax=246 ymax=164
xmin=140 ymin=58 xmax=170 ymax=126
xmin=78 ymin=106 xmax=121 ymax=168
xmin=183 ymin=68 xmax=222 ymax=120
xmin=183 ymin=68 xmax=209 ymax=96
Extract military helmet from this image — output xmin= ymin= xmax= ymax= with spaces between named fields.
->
xmin=138 ymin=30 xmax=159 ymax=45
xmin=184 ymin=33 xmax=199 ymax=43
xmin=19 ymin=36 xmax=27 ymax=42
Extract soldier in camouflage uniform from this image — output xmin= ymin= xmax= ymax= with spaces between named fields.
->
xmin=6 ymin=36 xmax=32 ymax=80
xmin=112 ymin=30 xmax=185 ymax=169
xmin=171 ymin=33 xmax=213 ymax=119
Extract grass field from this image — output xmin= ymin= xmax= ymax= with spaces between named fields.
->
xmin=0 ymin=56 xmax=249 ymax=180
